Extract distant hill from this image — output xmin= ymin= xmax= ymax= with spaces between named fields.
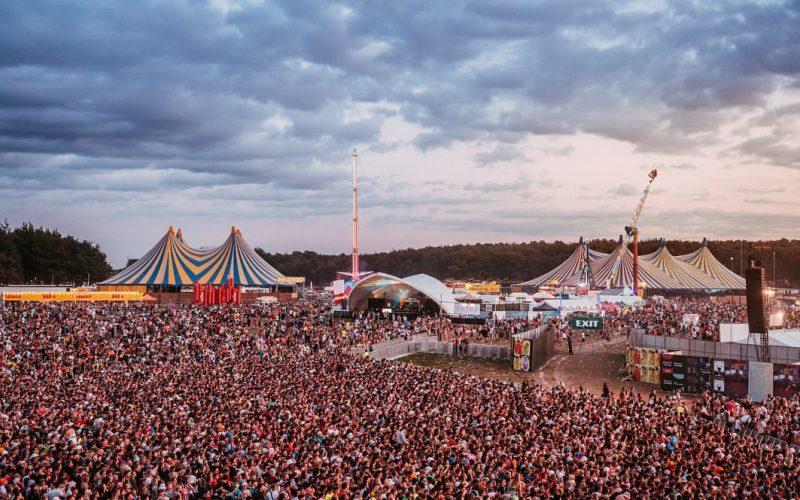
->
xmin=257 ymin=238 xmax=800 ymax=287
xmin=0 ymin=222 xmax=113 ymax=285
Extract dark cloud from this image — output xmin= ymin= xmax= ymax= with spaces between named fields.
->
xmin=0 ymin=0 xmax=798 ymax=261
xmin=730 ymin=135 xmax=800 ymax=169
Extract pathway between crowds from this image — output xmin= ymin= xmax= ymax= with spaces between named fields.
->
xmin=377 ymin=330 xmax=671 ymax=396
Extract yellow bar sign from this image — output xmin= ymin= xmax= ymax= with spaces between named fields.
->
xmin=276 ymin=277 xmax=305 ymax=284
xmin=465 ymin=283 xmax=501 ymax=294
xmin=2 ymin=291 xmax=144 ymax=302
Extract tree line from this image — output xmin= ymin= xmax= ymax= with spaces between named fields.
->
xmin=257 ymin=238 xmax=800 ymax=288
xmin=0 ymin=222 xmax=797 ymax=288
xmin=0 ymin=222 xmax=112 ymax=285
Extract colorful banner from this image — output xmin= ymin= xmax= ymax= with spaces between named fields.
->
xmin=773 ymin=364 xmax=800 ymax=398
xmin=2 ymin=291 xmax=144 ymax=302
xmin=627 ymin=346 xmax=661 ymax=385
xmin=465 ymin=283 xmax=500 ymax=294
xmin=660 ymin=353 xmax=687 ymax=392
xmin=276 ymin=276 xmax=306 ymax=285
xmin=685 ymin=356 xmax=713 ymax=394
xmin=96 ymin=285 xmax=147 ymax=293
xmin=723 ymin=359 xmax=749 ymax=398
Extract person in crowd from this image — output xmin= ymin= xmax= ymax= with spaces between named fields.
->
xmin=0 ymin=296 xmax=796 ymax=498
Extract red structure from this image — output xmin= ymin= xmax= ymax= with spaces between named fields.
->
xmin=193 ymin=278 xmax=242 ymax=305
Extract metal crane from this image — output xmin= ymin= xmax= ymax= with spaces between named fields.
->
xmin=609 ymin=169 xmax=657 ymax=294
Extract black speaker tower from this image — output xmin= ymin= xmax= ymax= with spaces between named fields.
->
xmin=745 ymin=259 xmax=769 ymax=362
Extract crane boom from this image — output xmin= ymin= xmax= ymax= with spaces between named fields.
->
xmin=628 ymin=169 xmax=658 ymax=231
xmin=608 ymin=169 xmax=657 ymax=290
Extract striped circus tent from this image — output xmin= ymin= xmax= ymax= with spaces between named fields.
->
xmin=99 ymin=226 xmax=284 ymax=287
xmin=98 ymin=226 xmax=197 ymax=286
xmin=641 ymin=241 xmax=723 ymax=290
xmin=675 ymin=239 xmax=745 ymax=290
xmin=562 ymin=236 xmax=684 ymax=290
xmin=518 ymin=237 xmax=607 ymax=287
xmin=192 ymin=228 xmax=284 ymax=286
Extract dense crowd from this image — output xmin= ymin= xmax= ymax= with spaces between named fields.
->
xmin=0 ymin=297 xmax=798 ymax=498
xmin=705 ymin=391 xmax=800 ymax=444
xmin=334 ymin=310 xmax=541 ymax=347
xmin=781 ymin=308 xmax=800 ymax=330
xmin=630 ymin=298 xmax=748 ymax=341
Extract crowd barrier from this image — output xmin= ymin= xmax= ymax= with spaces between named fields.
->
xmin=629 ymin=329 xmax=800 ymax=364
xmin=364 ymin=335 xmax=512 ymax=361
xmin=511 ymin=326 xmax=555 ymax=372
xmin=629 ymin=329 xmax=800 ymax=399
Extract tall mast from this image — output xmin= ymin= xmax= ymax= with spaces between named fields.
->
xmin=352 ymin=148 xmax=359 ymax=280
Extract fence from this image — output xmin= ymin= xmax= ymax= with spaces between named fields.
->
xmin=629 ymin=329 xmax=800 ymax=365
xmin=362 ymin=327 xmax=554 ymax=366
xmin=364 ymin=336 xmax=512 ymax=361
xmin=511 ymin=326 xmax=555 ymax=371
xmin=713 ymin=415 xmax=790 ymax=448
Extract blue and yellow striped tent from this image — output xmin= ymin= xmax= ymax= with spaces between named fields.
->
xmin=99 ymin=226 xmax=284 ymax=286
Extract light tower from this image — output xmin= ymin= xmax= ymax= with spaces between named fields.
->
xmin=352 ymin=148 xmax=360 ymax=280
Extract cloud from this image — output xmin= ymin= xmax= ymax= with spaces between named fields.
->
xmin=729 ymin=135 xmax=800 ymax=169
xmin=609 ymin=183 xmax=638 ymax=196
xmin=644 ymin=162 xmax=697 ymax=171
xmin=472 ymin=146 xmax=528 ymax=167
xmin=0 ymin=0 xmax=798 ymax=263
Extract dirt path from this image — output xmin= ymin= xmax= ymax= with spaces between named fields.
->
xmin=402 ymin=332 xmax=672 ymax=398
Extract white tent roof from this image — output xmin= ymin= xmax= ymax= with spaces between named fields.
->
xmin=346 ymin=272 xmax=457 ymax=315
xmin=733 ymin=330 xmax=800 ymax=348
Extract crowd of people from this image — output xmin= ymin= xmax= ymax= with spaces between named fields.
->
xmin=0 ymin=296 xmax=797 ymax=498
xmin=629 ymin=298 xmax=749 ymax=341
xmin=706 ymin=391 xmax=800 ymax=444
xmin=781 ymin=308 xmax=800 ymax=330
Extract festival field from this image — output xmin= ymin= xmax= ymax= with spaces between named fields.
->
xmin=402 ymin=334 xmax=666 ymax=396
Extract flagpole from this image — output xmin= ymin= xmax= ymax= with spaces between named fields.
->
xmin=352 ymin=148 xmax=359 ymax=281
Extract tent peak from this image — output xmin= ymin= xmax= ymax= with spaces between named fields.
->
xmin=701 ymin=237 xmax=708 ymax=247
xmin=618 ymin=234 xmax=624 ymax=244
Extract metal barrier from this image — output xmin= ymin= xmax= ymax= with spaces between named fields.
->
xmin=362 ymin=335 xmax=512 ymax=361
xmin=510 ymin=325 xmax=555 ymax=371
xmin=713 ymin=415 xmax=790 ymax=448
xmin=629 ymin=329 xmax=800 ymax=364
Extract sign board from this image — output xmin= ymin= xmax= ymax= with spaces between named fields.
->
xmin=773 ymin=363 xmax=800 ymax=398
xmin=512 ymin=339 xmax=533 ymax=372
xmin=569 ymin=316 xmax=603 ymax=330
xmin=719 ymin=323 xmax=750 ymax=343
xmin=276 ymin=276 xmax=306 ymax=285
xmin=2 ymin=291 xmax=144 ymax=302
xmin=724 ymin=359 xmax=749 ymax=398
xmin=682 ymin=314 xmax=700 ymax=325
xmin=465 ymin=283 xmax=500 ymax=294
xmin=748 ymin=362 xmax=774 ymax=402
xmin=660 ymin=353 xmax=687 ymax=392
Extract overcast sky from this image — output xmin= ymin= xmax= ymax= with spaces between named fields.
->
xmin=1 ymin=0 xmax=799 ymax=266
